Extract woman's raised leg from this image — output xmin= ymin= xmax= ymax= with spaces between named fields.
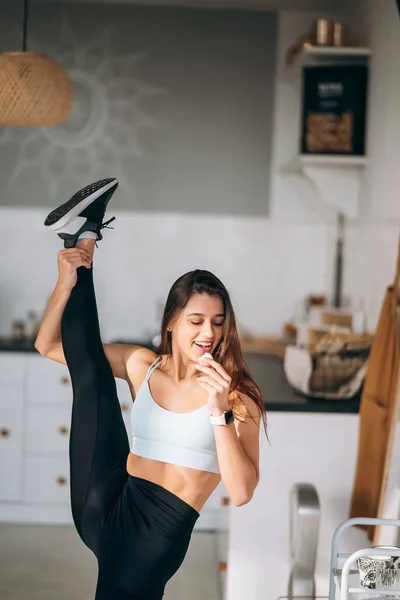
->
xmin=61 ymin=259 xmax=130 ymax=555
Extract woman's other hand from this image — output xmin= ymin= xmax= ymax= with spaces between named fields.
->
xmin=195 ymin=356 xmax=232 ymax=415
xmin=56 ymin=248 xmax=92 ymax=291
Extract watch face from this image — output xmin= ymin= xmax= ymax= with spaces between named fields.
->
xmin=225 ymin=409 xmax=234 ymax=424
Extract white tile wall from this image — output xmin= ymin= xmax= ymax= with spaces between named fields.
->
xmin=1 ymin=207 xmax=332 ymax=340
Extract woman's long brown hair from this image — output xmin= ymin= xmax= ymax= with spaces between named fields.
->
xmin=155 ymin=269 xmax=267 ymax=437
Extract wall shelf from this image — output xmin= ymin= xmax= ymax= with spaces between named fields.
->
xmin=283 ymin=155 xmax=368 ymax=218
xmin=298 ymin=154 xmax=368 ymax=167
xmin=302 ymin=46 xmax=372 ymax=59
xmin=286 ymin=44 xmax=372 ymax=68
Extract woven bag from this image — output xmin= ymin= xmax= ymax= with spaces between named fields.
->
xmin=284 ymin=334 xmax=371 ymax=400
xmin=309 ymin=337 xmax=370 ymax=393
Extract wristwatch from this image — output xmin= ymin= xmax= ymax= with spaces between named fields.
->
xmin=210 ymin=409 xmax=234 ymax=426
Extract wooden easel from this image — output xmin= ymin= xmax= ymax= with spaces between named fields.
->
xmin=372 ymin=240 xmax=400 ymax=545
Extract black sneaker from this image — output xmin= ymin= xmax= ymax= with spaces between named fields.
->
xmin=44 ymin=178 xmax=118 ymax=248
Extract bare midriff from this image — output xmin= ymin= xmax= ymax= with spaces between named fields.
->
xmin=126 ymin=451 xmax=221 ymax=513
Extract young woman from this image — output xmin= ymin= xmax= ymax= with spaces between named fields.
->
xmin=35 ymin=177 xmax=267 ymax=600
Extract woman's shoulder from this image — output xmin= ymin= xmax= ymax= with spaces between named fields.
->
xmin=125 ymin=346 xmax=159 ymax=394
xmin=126 ymin=346 xmax=158 ymax=375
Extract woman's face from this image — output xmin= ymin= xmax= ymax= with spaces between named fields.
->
xmin=171 ymin=293 xmax=225 ymax=362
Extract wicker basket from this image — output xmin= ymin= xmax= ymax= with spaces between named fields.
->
xmin=0 ymin=52 xmax=73 ymax=126
xmin=284 ymin=334 xmax=372 ymax=400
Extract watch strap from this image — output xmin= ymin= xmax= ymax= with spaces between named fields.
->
xmin=210 ymin=409 xmax=234 ymax=426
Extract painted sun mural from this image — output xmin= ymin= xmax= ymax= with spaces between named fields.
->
xmin=0 ymin=18 xmax=166 ymax=199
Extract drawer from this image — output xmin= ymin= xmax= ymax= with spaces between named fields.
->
xmin=0 ymin=404 xmax=24 ymax=501
xmin=26 ymin=354 xmax=72 ymax=405
xmin=216 ymin=529 xmax=229 ymax=563
xmin=0 ymin=353 xmax=25 ymax=381
xmin=26 ymin=401 xmax=131 ymax=453
xmin=26 ymin=406 xmax=71 ymax=454
xmin=203 ymin=480 xmax=230 ymax=511
xmin=24 ymin=456 xmax=70 ymax=505
xmin=0 ymin=380 xmax=24 ymax=410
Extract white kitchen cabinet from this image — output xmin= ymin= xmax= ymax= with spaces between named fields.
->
xmin=26 ymin=405 xmax=71 ymax=454
xmin=0 ymin=353 xmax=25 ymax=382
xmin=0 ymin=352 xmax=229 ymax=534
xmin=0 ymin=397 xmax=24 ymax=501
xmin=201 ymin=480 xmax=230 ymax=531
xmin=216 ymin=529 xmax=229 ymax=599
xmin=0 ymin=353 xmax=25 ymax=503
xmin=26 ymin=354 xmax=72 ymax=405
xmin=24 ymin=455 xmax=70 ymax=505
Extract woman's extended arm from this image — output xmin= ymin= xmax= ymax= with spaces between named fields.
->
xmin=35 ymin=248 xmax=137 ymax=381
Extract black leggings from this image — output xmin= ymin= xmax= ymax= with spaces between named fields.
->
xmin=61 ymin=265 xmax=199 ymax=599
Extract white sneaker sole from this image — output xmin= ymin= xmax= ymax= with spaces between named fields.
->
xmin=48 ymin=179 xmax=118 ymax=233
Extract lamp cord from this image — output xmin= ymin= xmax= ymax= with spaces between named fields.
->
xmin=22 ymin=0 xmax=29 ymax=52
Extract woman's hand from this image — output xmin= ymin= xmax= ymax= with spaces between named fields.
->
xmin=56 ymin=248 xmax=92 ymax=292
xmin=195 ymin=356 xmax=232 ymax=415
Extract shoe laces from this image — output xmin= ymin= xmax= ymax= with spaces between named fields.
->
xmin=101 ymin=216 xmax=116 ymax=230
xmin=95 ymin=216 xmax=116 ymax=247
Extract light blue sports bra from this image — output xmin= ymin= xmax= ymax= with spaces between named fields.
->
xmin=130 ymin=356 xmax=220 ymax=474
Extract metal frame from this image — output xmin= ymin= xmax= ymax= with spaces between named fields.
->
xmin=329 ymin=517 xmax=400 ymax=600
xmin=289 ymin=483 xmax=321 ymax=599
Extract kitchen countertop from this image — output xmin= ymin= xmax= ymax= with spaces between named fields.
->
xmin=0 ymin=338 xmax=38 ymax=352
xmin=244 ymin=352 xmax=361 ymax=414
xmin=0 ymin=339 xmax=361 ymax=413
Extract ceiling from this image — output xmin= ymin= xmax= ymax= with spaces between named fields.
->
xmin=38 ymin=0 xmax=345 ymax=11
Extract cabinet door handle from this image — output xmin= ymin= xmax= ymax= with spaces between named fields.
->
xmin=56 ymin=476 xmax=68 ymax=486
xmin=60 ymin=376 xmax=70 ymax=386
xmin=120 ymin=403 xmax=129 ymax=412
xmin=219 ymin=561 xmax=227 ymax=572
xmin=221 ymin=496 xmax=230 ymax=506
xmin=0 ymin=428 xmax=10 ymax=438
xmin=58 ymin=425 xmax=69 ymax=436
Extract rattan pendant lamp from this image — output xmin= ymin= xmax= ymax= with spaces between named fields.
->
xmin=0 ymin=0 xmax=73 ymax=126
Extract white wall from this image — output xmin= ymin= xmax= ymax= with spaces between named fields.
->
xmin=339 ymin=0 xmax=400 ymax=328
xmin=2 ymin=3 xmax=400 ymax=343
xmin=343 ymin=0 xmax=400 ymax=222
xmin=269 ymin=1 xmax=400 ymax=330
xmin=0 ymin=6 xmax=332 ymax=341
xmin=1 ymin=207 xmax=330 ymax=341
xmin=0 ymin=3 xmax=277 ymax=216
